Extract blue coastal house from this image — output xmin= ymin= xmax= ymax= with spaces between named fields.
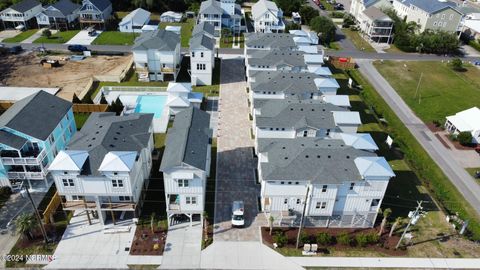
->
xmin=0 ymin=91 xmax=75 ymax=190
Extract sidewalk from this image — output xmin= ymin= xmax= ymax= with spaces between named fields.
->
xmin=291 ymin=256 xmax=480 ymax=269
xmin=20 ymin=28 xmax=50 ymax=44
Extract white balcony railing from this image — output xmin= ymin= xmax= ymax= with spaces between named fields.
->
xmin=1 ymin=149 xmax=47 ymax=166
xmin=8 ymin=170 xmax=47 ymax=180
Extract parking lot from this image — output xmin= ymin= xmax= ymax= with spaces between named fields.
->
xmin=66 ymin=30 xmax=102 ymax=45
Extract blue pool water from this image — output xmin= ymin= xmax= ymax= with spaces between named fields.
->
xmin=134 ymin=95 xmax=168 ymax=118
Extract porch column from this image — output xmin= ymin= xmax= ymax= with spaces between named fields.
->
xmin=95 ymin=196 xmax=105 ymax=225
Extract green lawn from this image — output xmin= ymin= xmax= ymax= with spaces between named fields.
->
xmin=74 ymin=112 xmax=91 ymax=130
xmin=342 ymin=28 xmax=376 ymax=52
xmin=3 ymin=29 xmax=39 ymax=43
xmin=373 ymin=61 xmax=480 ymax=123
xmin=91 ymin=31 xmax=139 ymax=45
xmin=467 ymin=167 xmax=480 ymax=178
xmin=33 ymin=30 xmax=79 ymax=44
xmin=116 ymin=11 xmax=160 ymax=21
xmin=160 ymin=18 xmax=195 ymax=47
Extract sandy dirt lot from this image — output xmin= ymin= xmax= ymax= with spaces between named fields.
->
xmin=0 ymin=53 xmax=132 ymax=100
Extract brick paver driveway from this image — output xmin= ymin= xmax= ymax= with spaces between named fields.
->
xmin=213 ymin=57 xmax=266 ymax=241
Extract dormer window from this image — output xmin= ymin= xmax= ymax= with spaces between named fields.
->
xmin=112 ymin=179 xmax=124 ymax=188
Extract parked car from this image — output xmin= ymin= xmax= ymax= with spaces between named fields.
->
xmin=9 ymin=45 xmax=23 ymax=54
xmin=86 ymin=26 xmax=96 ymax=37
xmin=334 ymin=3 xmax=344 ymax=10
xmin=231 ymin=201 xmax=245 ymax=227
xmin=68 ymin=44 xmax=88 ymax=52
xmin=319 ymin=4 xmax=326 ymax=10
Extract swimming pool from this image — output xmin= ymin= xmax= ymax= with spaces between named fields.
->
xmin=134 ymin=95 xmax=168 ymax=118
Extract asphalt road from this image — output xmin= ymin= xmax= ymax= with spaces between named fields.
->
xmin=358 ymin=59 xmax=480 ymax=217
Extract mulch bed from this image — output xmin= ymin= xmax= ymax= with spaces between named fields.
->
xmin=261 ymin=226 xmax=406 ymax=257
xmin=426 ymin=122 xmax=444 ymax=132
xmin=443 ymin=134 xmax=478 ymax=150
xmin=129 ymin=225 xmax=167 ymax=256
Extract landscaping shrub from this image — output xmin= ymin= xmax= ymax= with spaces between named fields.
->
xmin=316 ymin=232 xmax=333 ymax=246
xmin=337 ymin=232 xmax=351 ymax=246
xmin=299 ymin=231 xmax=309 ymax=245
xmin=273 ymin=231 xmax=288 ymax=247
xmin=0 ymin=186 xmax=12 ymax=197
xmin=299 ymin=5 xmax=319 ymax=25
xmin=366 ymin=232 xmax=380 ymax=244
xmin=355 ymin=233 xmax=369 ymax=247
xmin=468 ymin=40 xmax=480 ymax=52
xmin=457 ymin=131 xmax=473 ymax=146
xmin=342 ymin=14 xmax=355 ymax=28
xmin=42 ymin=29 xmax=52 ymax=38
xmin=449 ymin=58 xmax=465 ymax=72
xmin=330 ymin=11 xmax=344 ymax=18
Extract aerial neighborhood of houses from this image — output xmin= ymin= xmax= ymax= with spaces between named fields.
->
xmin=1 ymin=0 xmax=480 ymax=269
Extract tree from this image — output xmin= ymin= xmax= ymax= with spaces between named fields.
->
xmin=299 ymin=5 xmax=319 ymax=25
xmin=81 ymin=94 xmax=93 ymax=104
xmin=389 ymin=217 xmax=402 ymax=237
xmin=285 ymin=22 xmax=301 ymax=32
xmin=379 ymin=208 xmax=392 ymax=236
xmin=342 ymin=13 xmax=355 ymax=28
xmin=113 ymin=97 xmax=124 ymax=115
xmin=274 ymin=0 xmax=302 ymax=16
xmin=273 ymin=231 xmax=288 ymax=247
xmin=269 ymin=215 xmax=274 ymax=235
xmin=72 ymin=93 xmax=81 ymax=104
xmin=457 ymin=131 xmax=473 ymax=146
xmin=99 ymin=93 xmax=108 ymax=104
xmin=450 ymin=58 xmax=464 ymax=71
xmin=42 ymin=29 xmax=52 ymax=39
xmin=309 ymin=16 xmax=336 ymax=45
xmin=16 ymin=213 xmax=37 ymax=240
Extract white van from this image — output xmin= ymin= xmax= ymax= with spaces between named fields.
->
xmin=231 ymin=201 xmax=245 ymax=227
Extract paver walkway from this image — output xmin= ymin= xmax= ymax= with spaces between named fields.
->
xmin=160 ymin=222 xmax=202 ymax=269
xmin=20 ymin=28 xmax=49 ymax=44
xmin=358 ymin=59 xmax=480 ymax=216
xmin=214 ymin=57 xmax=265 ymax=241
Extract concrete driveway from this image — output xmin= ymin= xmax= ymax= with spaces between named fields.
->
xmin=66 ymin=30 xmax=102 ymax=45
xmin=160 ymin=222 xmax=202 ymax=269
xmin=0 ymin=30 xmax=20 ymax=42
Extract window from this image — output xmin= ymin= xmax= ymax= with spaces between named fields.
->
xmin=186 ymin=196 xmax=197 ymax=204
xmin=112 ymin=179 xmax=124 ymax=188
xmin=371 ymin=199 xmax=380 ymax=207
xmin=68 ymin=126 xmax=73 ymax=134
xmin=296 ymin=198 xmax=301 ymax=204
xmin=322 ymin=185 xmax=327 ymax=192
xmin=280 ymin=181 xmax=285 ymax=184
xmin=284 ymin=198 xmax=288 ymax=204
xmin=349 ymin=182 xmax=355 ymax=190
xmin=315 ymin=202 xmax=321 ymax=209
xmin=441 ymin=14 xmax=445 ymax=19
xmin=303 ymin=130 xmax=308 ymax=137
xmin=433 ymin=21 xmax=437 ymax=26
xmin=119 ymin=196 xmax=131 ymax=201
xmin=196 ymin=63 xmax=206 ymax=70
xmin=200 ymin=52 xmax=204 ymax=58
xmin=192 ymin=51 xmax=195 ymax=58
xmin=321 ymin=202 xmax=327 ymax=209
xmin=178 ymin=179 xmax=189 ymax=187
xmin=72 ymin=195 xmax=84 ymax=200
xmin=62 ymin=179 xmax=74 ymax=187
xmin=449 ymin=14 xmax=453 ymax=20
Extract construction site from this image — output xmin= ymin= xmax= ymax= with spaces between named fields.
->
xmin=0 ymin=52 xmax=133 ymax=101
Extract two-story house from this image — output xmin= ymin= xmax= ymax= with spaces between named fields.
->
xmin=350 ymin=0 xmax=392 ymax=20
xmin=78 ymin=0 xmax=112 ymax=30
xmin=198 ymin=0 xmax=244 ymax=35
xmin=356 ymin=6 xmax=394 ymax=43
xmin=160 ymin=107 xmax=212 ymax=226
xmin=257 ymin=137 xmax=395 ymax=228
xmin=0 ymin=0 xmax=42 ymax=29
xmin=392 ymin=0 xmax=463 ymax=33
xmin=132 ymin=28 xmax=181 ymax=82
xmin=118 ymin=8 xmax=150 ymax=33
xmin=0 ymin=91 xmax=75 ymax=190
xmin=252 ymin=0 xmax=285 ymax=33
xmin=190 ymin=23 xmax=216 ymax=86
xmin=49 ymin=112 xmax=154 ymax=226
xmin=36 ymin=0 xmax=81 ymax=31
xmin=252 ymin=99 xmax=361 ymax=142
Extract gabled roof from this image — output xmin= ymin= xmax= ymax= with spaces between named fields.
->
xmin=98 ymin=151 xmax=137 ymax=172
xmin=304 ymin=54 xmax=324 ymax=65
xmin=323 ymin=95 xmax=351 ymax=107
xmin=354 ymin=157 xmax=395 ymax=178
xmin=362 ymin=6 xmax=391 ymax=21
xmin=190 ymin=33 xmax=215 ymax=50
xmin=119 ymin=8 xmax=150 ymax=26
xmin=245 ymin=33 xmax=296 ymax=49
xmin=167 ymin=82 xmax=192 ymax=93
xmin=166 ymin=96 xmax=190 ymax=107
xmin=314 ymin=77 xmax=340 ymax=89
xmin=160 ymin=11 xmax=182 ymax=19
xmin=43 ymin=0 xmax=80 ymax=18
xmin=308 ymin=66 xmax=332 ymax=76
xmin=0 ymin=130 xmax=27 ymax=149
xmin=252 ymin=0 xmax=279 ymax=20
xmin=7 ymin=0 xmax=40 ymax=13
xmin=160 ymin=107 xmax=211 ymax=171
xmin=248 ymin=49 xmax=307 ymax=68
xmin=192 ymin=22 xmax=216 ymax=38
xmin=0 ymin=91 xmax=72 ymax=141
xmin=446 ymin=106 xmax=480 ymax=132
xmin=199 ymin=0 xmax=223 ymax=15
xmin=133 ymin=29 xmax=180 ymax=51
xmin=49 ymin=150 xmax=89 ymax=171
xmin=251 ymin=71 xmax=320 ymax=95
xmin=340 ymin=133 xmax=378 ymax=150
xmin=398 ymin=0 xmax=461 ymax=15
xmin=332 ymin=111 xmax=362 ymax=125
xmin=81 ymin=0 xmax=111 ymax=12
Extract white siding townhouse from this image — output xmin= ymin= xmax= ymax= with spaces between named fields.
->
xmin=257 ymin=137 xmax=395 ymax=228
xmin=445 ymin=107 xmax=480 ymax=144
xmin=190 ymin=22 xmax=216 ymax=86
xmin=118 ymin=8 xmax=150 ymax=33
xmin=252 ymin=0 xmax=285 ymax=33
xmin=36 ymin=0 xmax=81 ymax=31
xmin=0 ymin=0 xmax=42 ymax=29
xmin=132 ymin=28 xmax=181 ymax=82
xmin=160 ymin=107 xmax=212 ymax=226
xmin=392 ymin=0 xmax=463 ymax=33
xmin=49 ymin=112 xmax=155 ymax=226
xmin=198 ymin=0 xmax=244 ymax=35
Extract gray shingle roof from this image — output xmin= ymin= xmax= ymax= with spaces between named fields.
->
xmin=251 ymin=71 xmax=321 ymax=96
xmin=133 ymin=29 xmax=180 ymax=51
xmin=399 ymin=0 xmax=461 ymax=14
xmin=160 ymin=107 xmax=211 ymax=172
xmin=0 ymin=130 xmax=28 ymax=149
xmin=258 ymin=138 xmax=376 ymax=183
xmin=67 ymin=112 xmax=153 ymax=176
xmin=192 ymin=22 xmax=215 ymax=38
xmin=190 ymin=33 xmax=215 ymax=50
xmin=45 ymin=0 xmax=80 ymax=17
xmin=8 ymin=0 xmax=40 ymax=13
xmin=0 ymin=91 xmax=72 ymax=141
xmin=363 ymin=6 xmax=391 ymax=21
xmin=248 ymin=49 xmax=307 ymax=68
xmin=255 ymin=99 xmax=347 ymax=129
xmin=199 ymin=0 xmax=223 ymax=15
xmin=82 ymin=0 xmax=111 ymax=11
xmin=245 ymin=33 xmax=296 ymax=49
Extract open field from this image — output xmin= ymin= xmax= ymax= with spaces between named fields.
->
xmin=3 ymin=29 xmax=38 ymax=43
xmin=91 ymin=31 xmax=139 ymax=45
xmin=341 ymin=28 xmax=376 ymax=52
xmin=373 ymin=61 xmax=480 ymax=123
xmin=0 ymin=53 xmax=132 ymax=101
xmin=160 ymin=18 xmax=195 ymax=47
xmin=33 ymin=30 xmax=79 ymax=44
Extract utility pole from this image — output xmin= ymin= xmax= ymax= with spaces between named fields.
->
xmin=414 ymin=72 xmax=423 ymax=101
xmin=296 ymin=185 xmax=310 ymax=249
xmin=24 ymin=186 xmax=49 ymax=244
xmin=395 ymin=200 xmax=423 ymax=249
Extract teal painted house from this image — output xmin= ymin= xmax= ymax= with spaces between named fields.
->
xmin=0 ymin=91 xmax=75 ymax=190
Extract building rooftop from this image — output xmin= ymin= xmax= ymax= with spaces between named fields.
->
xmin=133 ymin=29 xmax=179 ymax=51
xmin=446 ymin=106 xmax=480 ymax=132
xmin=252 ymin=0 xmax=279 ymax=20
xmin=43 ymin=0 xmax=80 ymax=18
xmin=244 ymin=33 xmax=296 ymax=49
xmin=363 ymin=6 xmax=392 ymax=21
xmin=0 ymin=130 xmax=28 ymax=149
xmin=199 ymin=0 xmax=223 ymax=15
xmin=7 ymin=0 xmax=40 ymax=13
xmin=398 ymin=0 xmax=460 ymax=14
xmin=0 ymin=90 xmax=72 ymax=141
xmin=251 ymin=71 xmax=320 ymax=95
xmin=160 ymin=107 xmax=211 ymax=172
xmin=192 ymin=21 xmax=216 ymax=38
xmin=248 ymin=49 xmax=307 ymax=68
xmin=119 ymin=8 xmax=150 ymax=26
xmin=81 ymin=0 xmax=111 ymax=11
xmin=190 ymin=33 xmax=215 ymax=50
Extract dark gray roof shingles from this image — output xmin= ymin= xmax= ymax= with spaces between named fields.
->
xmin=8 ymin=0 xmax=40 ymax=13
xmin=133 ymin=29 xmax=180 ymax=51
xmin=0 ymin=130 xmax=28 ymax=149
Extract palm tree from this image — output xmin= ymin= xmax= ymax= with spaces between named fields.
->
xmin=378 ymin=208 xmax=392 ymax=236
xmin=389 ymin=217 xmax=402 ymax=237
xmin=150 ymin=212 xmax=156 ymax=233
xmin=16 ymin=213 xmax=37 ymax=240
xmin=203 ymin=211 xmax=209 ymax=241
xmin=269 ymin=215 xmax=274 ymax=235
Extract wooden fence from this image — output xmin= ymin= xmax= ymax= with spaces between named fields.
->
xmin=43 ymin=191 xmax=61 ymax=224
xmin=73 ymin=104 xmax=108 ymax=113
